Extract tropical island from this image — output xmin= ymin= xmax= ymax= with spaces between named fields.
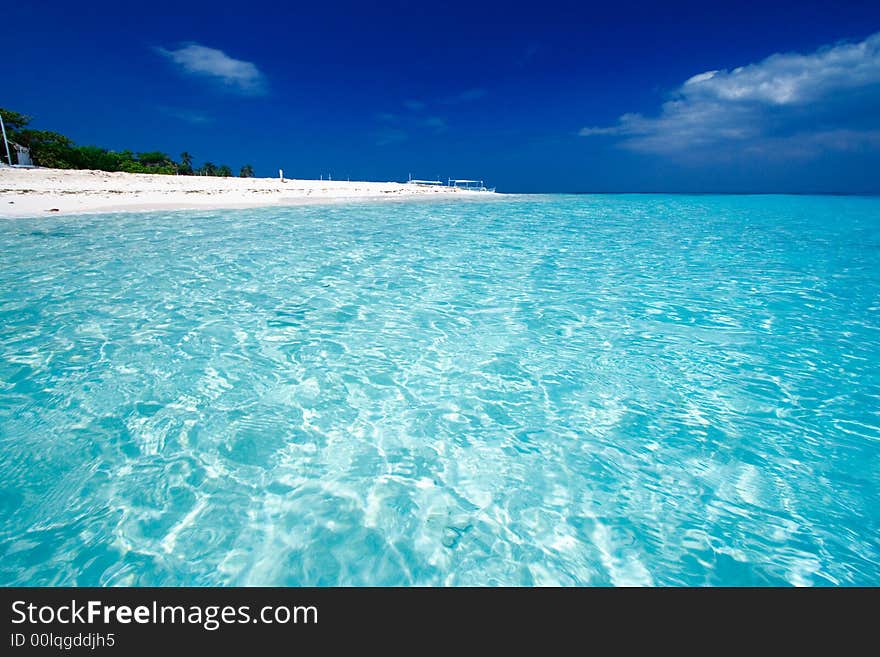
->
xmin=0 ymin=107 xmax=251 ymax=177
xmin=0 ymin=108 xmax=496 ymax=217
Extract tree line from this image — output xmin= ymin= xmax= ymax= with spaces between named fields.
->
xmin=1 ymin=108 xmax=255 ymax=178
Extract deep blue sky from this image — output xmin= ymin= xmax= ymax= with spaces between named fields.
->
xmin=6 ymin=0 xmax=880 ymax=192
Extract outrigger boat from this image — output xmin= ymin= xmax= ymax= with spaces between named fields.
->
xmin=448 ymin=178 xmax=495 ymax=192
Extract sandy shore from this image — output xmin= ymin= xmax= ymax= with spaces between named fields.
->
xmin=0 ymin=167 xmax=495 ymax=217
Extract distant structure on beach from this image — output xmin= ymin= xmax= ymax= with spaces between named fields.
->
xmin=448 ymin=178 xmax=495 ymax=192
xmin=406 ymin=173 xmax=495 ymax=192
xmin=406 ymin=173 xmax=444 ymax=186
xmin=0 ymin=112 xmax=36 ymax=167
xmin=13 ymin=143 xmax=33 ymax=167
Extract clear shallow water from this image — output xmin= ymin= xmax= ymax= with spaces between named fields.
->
xmin=1 ymin=194 xmax=878 ymax=586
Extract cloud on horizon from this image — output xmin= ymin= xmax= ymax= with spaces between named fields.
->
xmin=580 ymin=32 xmax=880 ymax=159
xmin=157 ymin=44 xmax=267 ymax=95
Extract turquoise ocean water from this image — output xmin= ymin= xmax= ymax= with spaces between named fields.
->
xmin=0 ymin=195 xmax=878 ymax=586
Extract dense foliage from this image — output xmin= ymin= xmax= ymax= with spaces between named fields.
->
xmin=1 ymin=108 xmax=253 ymax=177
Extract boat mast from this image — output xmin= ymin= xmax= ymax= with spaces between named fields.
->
xmin=0 ymin=114 xmax=12 ymax=166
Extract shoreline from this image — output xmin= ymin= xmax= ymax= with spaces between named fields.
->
xmin=0 ymin=167 xmax=500 ymax=218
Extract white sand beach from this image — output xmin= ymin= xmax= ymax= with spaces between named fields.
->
xmin=0 ymin=168 xmax=494 ymax=217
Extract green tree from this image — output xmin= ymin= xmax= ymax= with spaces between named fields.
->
xmin=179 ymin=151 xmax=193 ymax=175
xmin=14 ymin=129 xmax=75 ymax=168
xmin=69 ymin=145 xmax=119 ymax=171
xmin=2 ymin=107 xmax=230 ymax=176
xmin=2 ymin=108 xmax=76 ymax=168
xmin=137 ymin=151 xmax=174 ymax=169
xmin=1 ymin=108 xmax=35 ymax=164
xmin=239 ymin=164 xmax=254 ymax=178
xmin=0 ymin=108 xmax=32 ymax=135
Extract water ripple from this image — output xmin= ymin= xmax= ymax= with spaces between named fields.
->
xmin=0 ymin=195 xmax=878 ymax=585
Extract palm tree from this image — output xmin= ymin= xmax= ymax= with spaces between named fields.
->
xmin=239 ymin=164 xmax=254 ymax=178
xmin=217 ymin=164 xmax=232 ymax=177
xmin=179 ymin=151 xmax=193 ymax=175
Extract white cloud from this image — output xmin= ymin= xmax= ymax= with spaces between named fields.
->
xmin=157 ymin=44 xmax=267 ymax=95
xmin=580 ymin=32 xmax=880 ymax=156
